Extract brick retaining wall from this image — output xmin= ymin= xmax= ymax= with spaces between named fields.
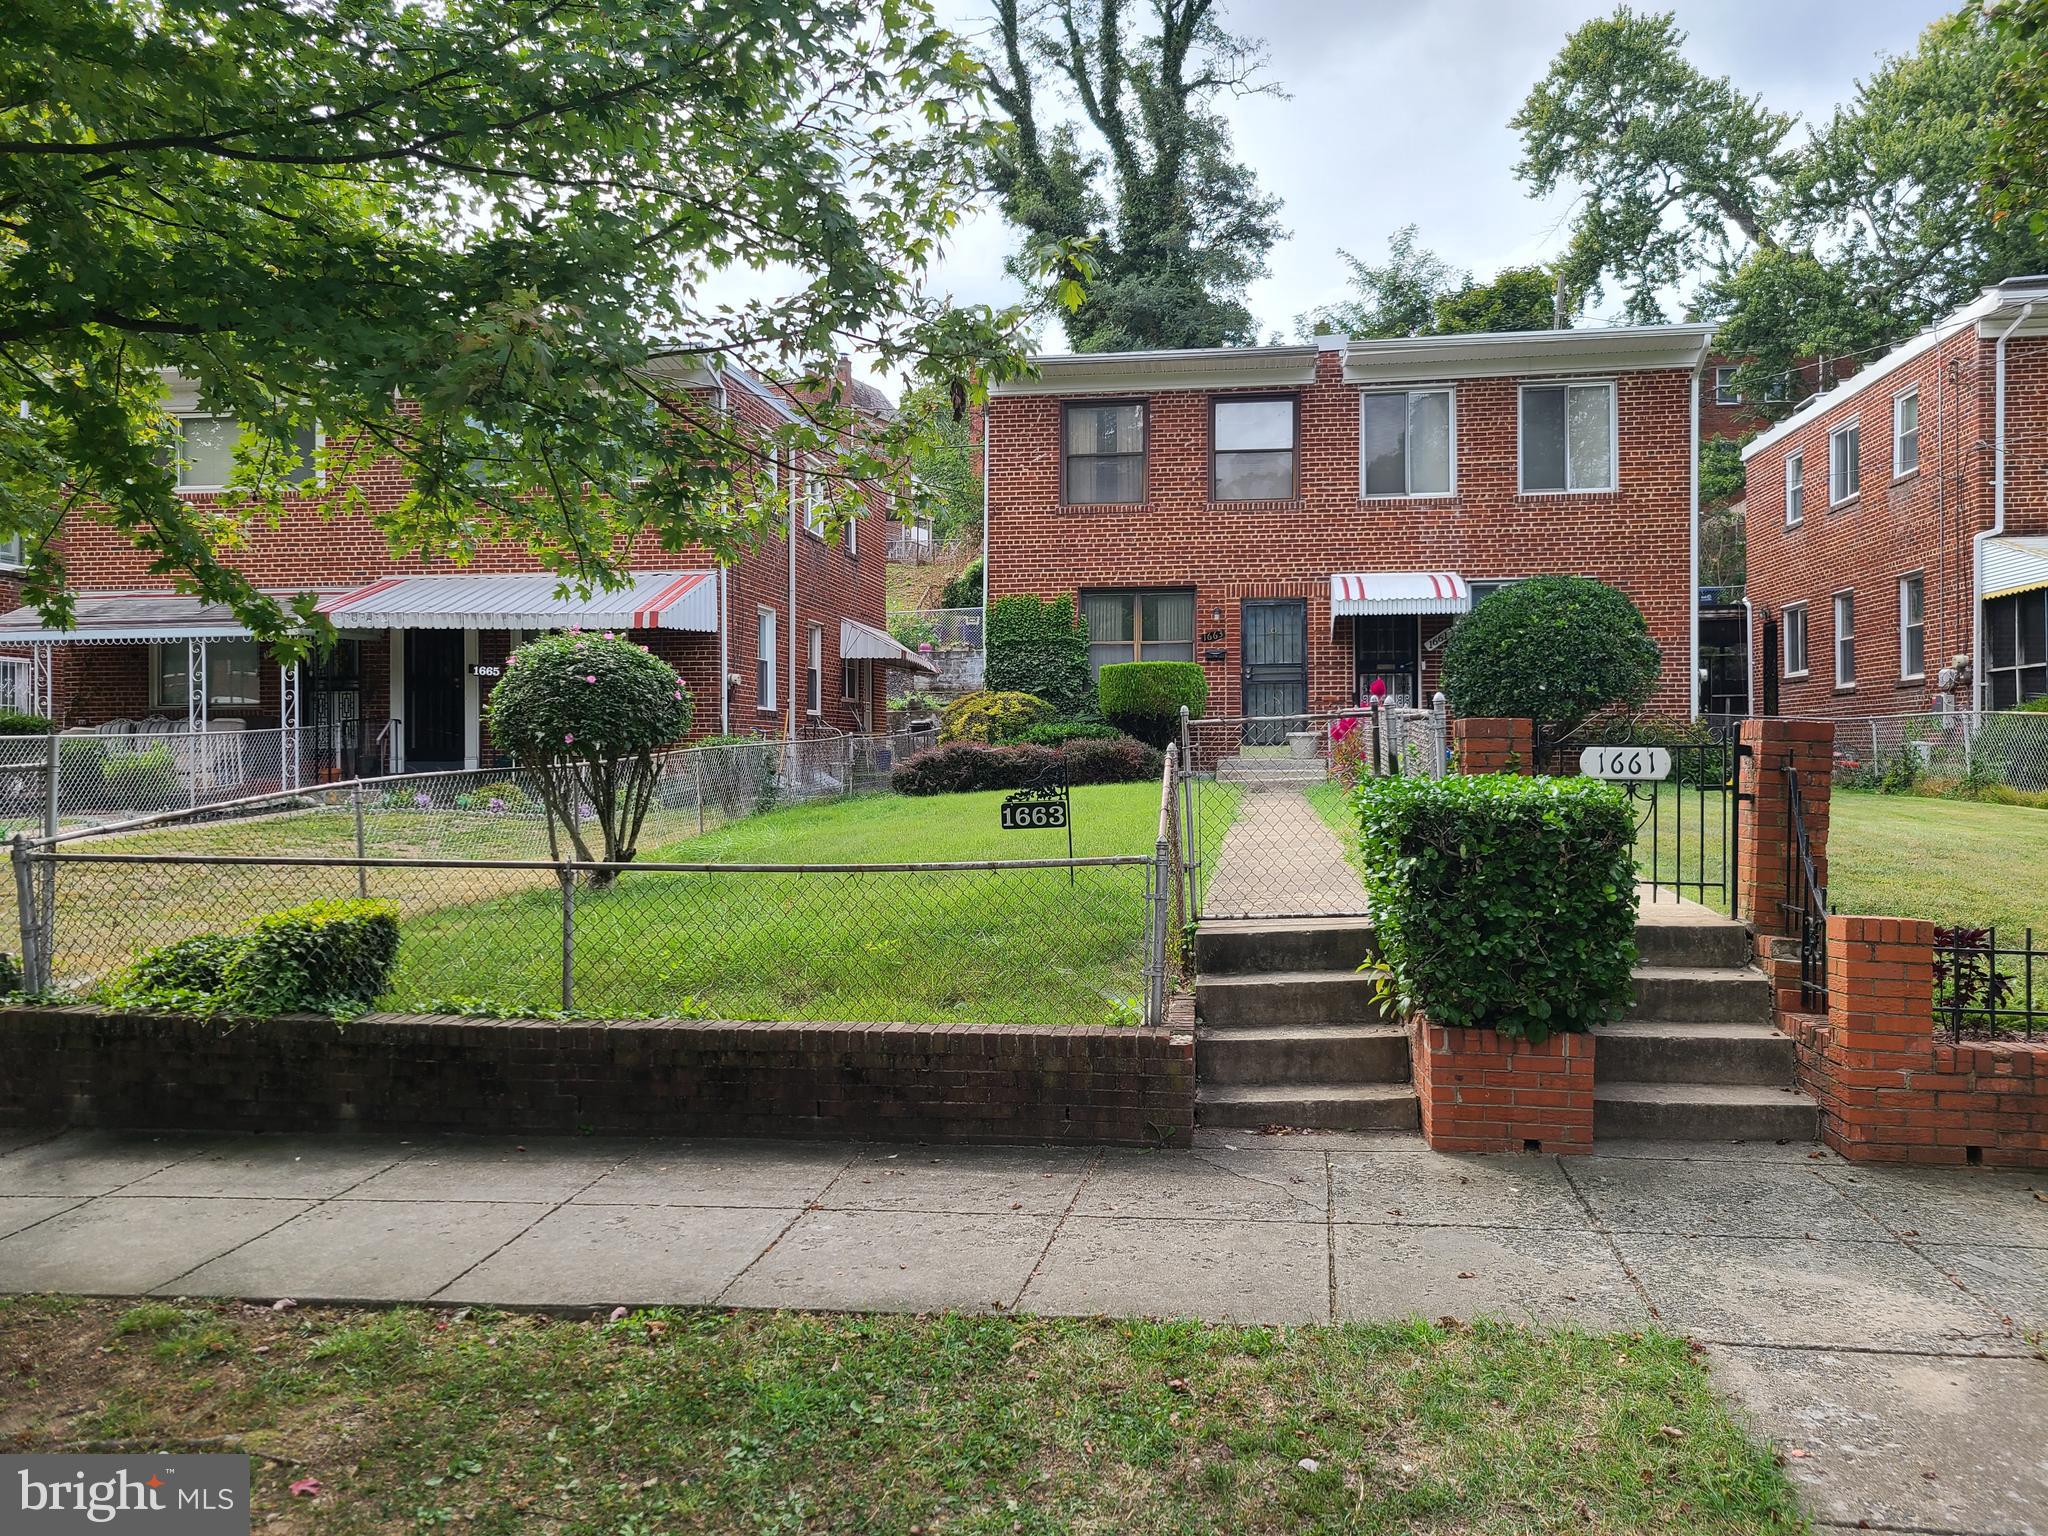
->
xmin=1782 ymin=916 xmax=2048 ymax=1167
xmin=1449 ymin=717 xmax=1533 ymax=775
xmin=0 ymin=1007 xmax=1197 ymax=1148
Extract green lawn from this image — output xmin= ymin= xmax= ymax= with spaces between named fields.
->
xmin=1830 ymin=789 xmax=2048 ymax=933
xmin=0 ymin=1298 xmax=1807 ymax=1536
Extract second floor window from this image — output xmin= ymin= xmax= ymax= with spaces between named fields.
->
xmin=1830 ymin=421 xmax=1860 ymax=504
xmin=1519 ymin=382 xmax=1614 ymax=493
xmin=1063 ymin=401 xmax=1145 ymax=505
xmin=1714 ymin=367 xmax=1739 ymax=406
xmin=1894 ymin=389 xmax=1920 ymax=477
xmin=1359 ymin=389 xmax=1453 ymax=497
xmin=1211 ymin=397 xmax=1297 ymax=500
xmin=803 ymin=468 xmax=829 ymax=537
xmin=1785 ymin=451 xmax=1804 ymax=527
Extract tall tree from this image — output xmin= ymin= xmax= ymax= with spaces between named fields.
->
xmin=984 ymin=0 xmax=1286 ymax=352
xmin=1987 ymin=0 xmax=2048 ymax=233
xmin=1296 ymin=227 xmax=1567 ymax=339
xmin=1516 ymin=8 xmax=2048 ymax=404
xmin=896 ymin=380 xmax=984 ymax=544
xmin=0 ymin=0 xmax=1060 ymax=647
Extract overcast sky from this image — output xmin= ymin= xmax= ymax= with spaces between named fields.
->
xmin=884 ymin=0 xmax=1952 ymax=379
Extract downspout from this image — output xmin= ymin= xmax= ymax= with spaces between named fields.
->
xmin=1689 ymin=337 xmax=1709 ymax=720
xmin=1740 ymin=595 xmax=1754 ymax=717
xmin=788 ymin=463 xmax=798 ymax=740
xmin=1977 ymin=301 xmax=2036 ymax=713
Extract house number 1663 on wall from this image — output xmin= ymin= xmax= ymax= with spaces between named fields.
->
xmin=1578 ymin=746 xmax=1672 ymax=782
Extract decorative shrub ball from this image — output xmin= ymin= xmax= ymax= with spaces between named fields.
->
xmin=1097 ymin=661 xmax=1208 ymax=748
xmin=1439 ymin=575 xmax=1660 ymax=737
xmin=487 ymin=630 xmax=694 ymax=761
xmin=937 ymin=690 xmax=1055 ymax=744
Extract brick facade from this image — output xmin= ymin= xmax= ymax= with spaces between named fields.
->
xmin=1781 ymin=917 xmax=2048 ymax=1168
xmin=1409 ymin=1016 xmax=1595 ymax=1155
xmin=1743 ymin=284 xmax=2048 ymax=718
xmin=29 ymin=367 xmax=894 ymax=751
xmin=0 ymin=1005 xmax=1198 ymax=1149
xmin=986 ymin=337 xmax=1703 ymax=722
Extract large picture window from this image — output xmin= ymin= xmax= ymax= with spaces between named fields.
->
xmin=150 ymin=639 xmax=262 ymax=709
xmin=1986 ymin=589 xmax=2048 ymax=708
xmin=171 ymin=414 xmax=317 ymax=491
xmin=1359 ymin=389 xmax=1453 ymax=497
xmin=1518 ymin=382 xmax=1615 ymax=493
xmin=1211 ymin=397 xmax=1298 ymax=500
xmin=1063 ymin=401 xmax=1145 ymax=505
xmin=1080 ymin=588 xmax=1195 ymax=679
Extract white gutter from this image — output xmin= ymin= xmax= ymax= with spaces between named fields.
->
xmin=1689 ymin=336 xmax=1710 ymax=720
xmin=788 ymin=461 xmax=799 ymax=739
xmin=1740 ymin=595 xmax=1755 ymax=717
xmin=713 ymin=382 xmax=730 ymax=734
xmin=1976 ymin=302 xmax=2036 ymax=712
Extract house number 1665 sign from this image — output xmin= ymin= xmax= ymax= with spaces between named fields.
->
xmin=1579 ymin=745 xmax=1673 ymax=781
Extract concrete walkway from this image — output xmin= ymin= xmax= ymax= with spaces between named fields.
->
xmin=1 ymin=1127 xmax=2044 ymax=1533
xmin=1203 ymin=784 xmax=1367 ymax=917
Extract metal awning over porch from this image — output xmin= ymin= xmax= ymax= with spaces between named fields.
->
xmin=316 ymin=571 xmax=718 ymax=632
xmin=1984 ymin=536 xmax=2048 ymax=600
xmin=840 ymin=618 xmax=938 ymax=675
xmin=1330 ymin=572 xmax=1470 ymax=617
xmin=0 ymin=590 xmax=339 ymax=645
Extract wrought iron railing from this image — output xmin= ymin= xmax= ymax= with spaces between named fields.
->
xmin=1780 ymin=764 xmax=1829 ymax=1011
xmin=1934 ymin=924 xmax=2044 ymax=1040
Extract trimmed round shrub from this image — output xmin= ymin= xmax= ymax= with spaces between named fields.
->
xmin=1098 ymin=661 xmax=1208 ymax=748
xmin=1354 ymin=773 xmax=1637 ymax=1041
xmin=1440 ymin=575 xmax=1661 ymax=737
xmin=1058 ymin=735 xmax=1163 ymax=785
xmin=486 ymin=631 xmax=694 ymax=871
xmin=0 ymin=708 xmax=51 ymax=735
xmin=938 ymin=689 xmax=1054 ymax=744
xmin=985 ymin=595 xmax=1092 ymax=715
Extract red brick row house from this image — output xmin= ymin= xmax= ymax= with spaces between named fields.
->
xmin=0 ymin=359 xmax=930 ymax=776
xmin=1741 ymin=276 xmax=2048 ymax=717
xmin=982 ymin=324 xmax=1715 ymax=723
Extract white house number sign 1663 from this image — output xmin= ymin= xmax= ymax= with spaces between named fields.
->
xmin=1578 ymin=746 xmax=1673 ymax=782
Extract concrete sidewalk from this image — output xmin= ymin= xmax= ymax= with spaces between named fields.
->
xmin=1 ymin=1126 xmax=2044 ymax=1534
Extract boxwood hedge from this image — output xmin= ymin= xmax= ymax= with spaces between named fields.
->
xmin=1353 ymin=773 xmax=1637 ymax=1041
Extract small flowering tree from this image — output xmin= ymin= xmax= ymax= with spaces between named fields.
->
xmin=485 ymin=631 xmax=694 ymax=878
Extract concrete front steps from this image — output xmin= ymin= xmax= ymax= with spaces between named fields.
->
xmin=1192 ymin=903 xmax=1821 ymax=1144
xmin=1215 ymin=755 xmax=1329 ymax=784
xmin=1193 ymin=917 xmax=1416 ymax=1131
xmin=1594 ymin=904 xmax=1820 ymax=1144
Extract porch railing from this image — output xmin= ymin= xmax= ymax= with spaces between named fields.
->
xmin=1780 ymin=763 xmax=1829 ymax=1011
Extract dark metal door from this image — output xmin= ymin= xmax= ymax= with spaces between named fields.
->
xmin=1761 ymin=618 xmax=1780 ymax=716
xmin=1353 ymin=615 xmax=1419 ymax=707
xmin=1241 ymin=599 xmax=1306 ymax=744
xmin=404 ymin=629 xmax=465 ymax=770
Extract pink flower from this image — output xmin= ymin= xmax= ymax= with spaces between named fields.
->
xmin=603 ymin=631 xmax=615 ymax=641
xmin=585 ymin=674 xmax=597 ymax=683
xmin=1369 ymin=677 xmax=1388 ymax=699
xmin=672 ymin=688 xmax=682 ymax=699
xmin=568 ymin=626 xmax=582 ymax=636
xmin=564 ymin=732 xmax=575 ymax=744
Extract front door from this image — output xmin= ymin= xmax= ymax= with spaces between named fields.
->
xmin=1353 ymin=615 xmax=1419 ymax=707
xmin=1762 ymin=618 xmax=1780 ymax=716
xmin=404 ymin=629 xmax=466 ymax=770
xmin=1241 ymin=599 xmax=1307 ymax=744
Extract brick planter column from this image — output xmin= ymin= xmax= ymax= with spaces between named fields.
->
xmin=1736 ymin=718 xmax=1833 ymax=940
xmin=1450 ymin=716 xmax=1533 ymax=775
xmin=1409 ymin=1017 xmax=1594 ymax=1154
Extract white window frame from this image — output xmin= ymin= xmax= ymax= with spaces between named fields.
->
xmin=803 ymin=465 xmax=830 ymax=538
xmin=1833 ymin=590 xmax=1856 ymax=690
xmin=1783 ymin=603 xmax=1810 ymax=679
xmin=1357 ymin=386 xmax=1456 ymax=499
xmin=1516 ymin=379 xmax=1618 ymax=495
xmin=1893 ymin=387 xmax=1920 ymax=479
xmin=1828 ymin=418 xmax=1861 ymax=506
xmin=1899 ymin=573 xmax=1925 ymax=682
xmin=0 ymin=654 xmax=31 ymax=714
xmin=1714 ymin=366 xmax=1739 ymax=407
xmin=841 ymin=655 xmax=865 ymax=703
xmin=755 ymin=605 xmax=777 ymax=713
xmin=1784 ymin=450 xmax=1804 ymax=528
xmin=805 ymin=623 xmax=822 ymax=715
xmin=172 ymin=411 xmax=238 ymax=493
xmin=0 ymin=534 xmax=22 ymax=570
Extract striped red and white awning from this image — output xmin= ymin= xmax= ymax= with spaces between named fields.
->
xmin=315 ymin=571 xmax=717 ymax=632
xmin=1329 ymin=572 xmax=1470 ymax=617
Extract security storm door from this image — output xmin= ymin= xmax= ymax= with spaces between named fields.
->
xmin=1241 ymin=598 xmax=1307 ymax=742
xmin=1353 ymin=615 xmax=1419 ymax=707
xmin=404 ymin=628 xmax=466 ymax=770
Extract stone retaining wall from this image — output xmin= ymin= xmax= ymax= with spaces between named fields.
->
xmin=0 ymin=1006 xmax=1197 ymax=1148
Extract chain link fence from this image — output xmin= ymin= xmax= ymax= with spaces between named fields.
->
xmin=10 ymin=728 xmax=1173 ymax=1030
xmin=1797 ymin=710 xmax=2048 ymax=795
